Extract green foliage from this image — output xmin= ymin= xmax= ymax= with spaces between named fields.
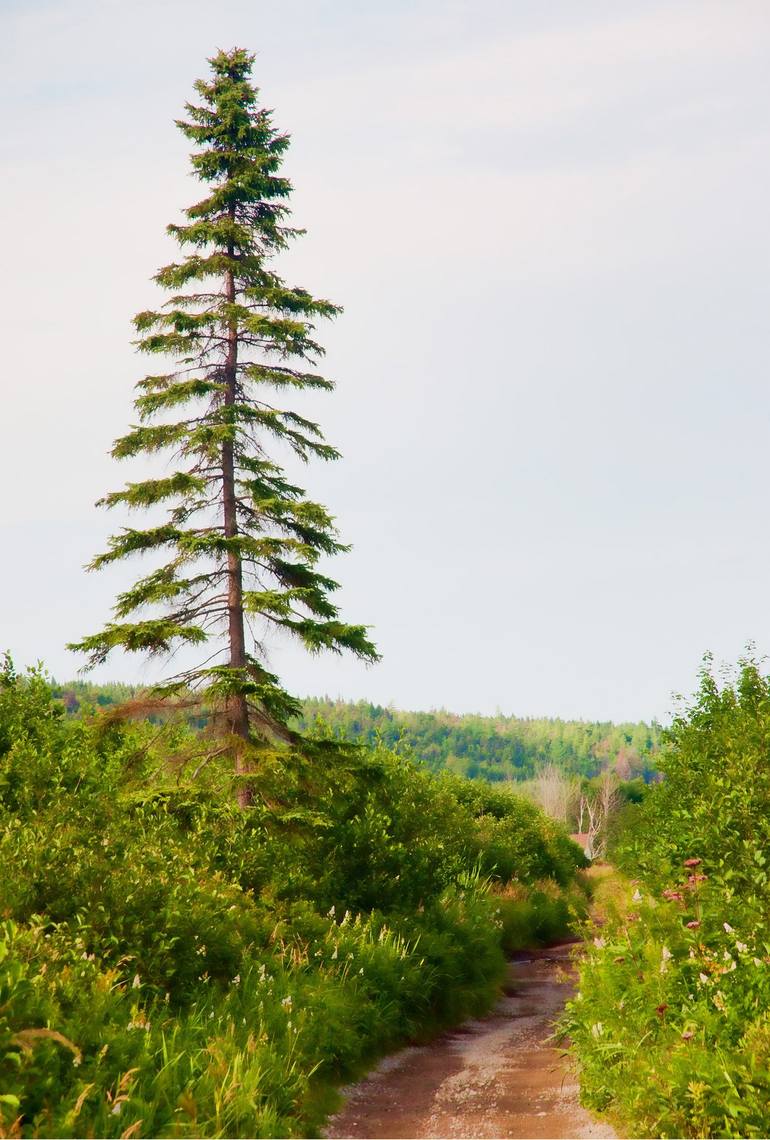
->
xmin=297 ymin=696 xmax=661 ymax=781
xmin=564 ymin=657 xmax=770 ymax=1138
xmin=0 ymin=661 xmax=585 ymax=1137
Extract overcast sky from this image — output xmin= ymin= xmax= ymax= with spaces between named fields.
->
xmin=3 ymin=0 xmax=770 ymax=723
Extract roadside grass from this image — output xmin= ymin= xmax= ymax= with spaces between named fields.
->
xmin=0 ymin=663 xmax=586 ymax=1138
xmin=563 ymin=659 xmax=770 ymax=1139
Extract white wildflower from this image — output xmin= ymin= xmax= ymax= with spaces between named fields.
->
xmin=593 ymin=936 xmax=606 ymax=949
xmin=723 ymin=922 xmax=734 ymax=933
xmin=590 ymin=1022 xmax=604 ymax=1039
xmin=132 ymin=974 xmax=141 ymax=989
xmin=632 ymin=889 xmax=643 ymax=902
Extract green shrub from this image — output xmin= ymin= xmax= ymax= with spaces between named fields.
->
xmin=565 ymin=658 xmax=770 ymax=1138
xmin=0 ymin=659 xmax=584 ymax=1137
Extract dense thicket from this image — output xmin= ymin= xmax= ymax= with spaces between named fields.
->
xmin=297 ymin=697 xmax=660 ymax=781
xmin=1 ymin=661 xmax=586 ymax=1137
xmin=564 ymin=657 xmax=770 ymax=1137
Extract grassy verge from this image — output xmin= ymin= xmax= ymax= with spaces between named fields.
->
xmin=563 ymin=659 xmax=770 ymax=1139
xmin=0 ymin=663 xmax=586 ymax=1138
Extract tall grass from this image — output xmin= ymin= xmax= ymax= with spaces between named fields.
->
xmin=0 ymin=660 xmax=586 ymax=1138
xmin=563 ymin=658 xmax=770 ymax=1138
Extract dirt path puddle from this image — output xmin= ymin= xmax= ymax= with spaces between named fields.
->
xmin=325 ymin=945 xmax=616 ymax=1139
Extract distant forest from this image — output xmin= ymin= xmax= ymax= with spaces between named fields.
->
xmin=53 ymin=683 xmax=661 ymax=782
xmin=296 ymin=699 xmax=661 ymax=781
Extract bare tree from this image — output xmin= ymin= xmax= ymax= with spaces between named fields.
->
xmin=530 ymin=763 xmax=581 ymax=825
xmin=578 ymin=770 xmax=621 ymax=858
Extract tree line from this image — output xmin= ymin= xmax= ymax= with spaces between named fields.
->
xmin=297 ymin=697 xmax=661 ymax=781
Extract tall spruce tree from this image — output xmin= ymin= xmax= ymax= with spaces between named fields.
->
xmin=70 ymin=49 xmax=378 ymax=802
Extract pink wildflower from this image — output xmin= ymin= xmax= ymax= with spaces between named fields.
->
xmin=662 ymin=889 xmax=684 ymax=902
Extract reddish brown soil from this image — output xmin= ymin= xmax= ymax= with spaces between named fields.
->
xmin=324 ymin=946 xmax=616 ymax=1140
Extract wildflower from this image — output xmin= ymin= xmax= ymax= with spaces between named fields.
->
xmin=111 ymin=1103 xmax=122 ymax=1116
xmin=686 ymin=921 xmax=701 ymax=929
xmin=593 ymin=936 xmax=606 ymax=949
xmin=132 ymin=974 xmax=141 ymax=989
xmin=754 ymin=957 xmax=763 ymax=968
xmin=683 ymin=858 xmax=702 ymax=868
xmin=359 ymin=967 xmax=364 ymax=975
xmin=698 ymin=972 xmax=709 ymax=985
xmin=331 ymin=946 xmax=338 ymax=960
xmin=681 ymin=1029 xmax=695 ymax=1041
xmin=655 ymin=1003 xmax=668 ymax=1018
xmin=735 ymin=941 xmax=748 ymax=954
xmin=713 ymin=990 xmax=727 ymax=1012
xmin=327 ymin=905 xmax=336 ymax=918
xmin=661 ymin=946 xmax=673 ymax=961
xmin=281 ymin=995 xmax=292 ymax=1009
xmin=232 ymin=974 xmax=241 ymax=986
xmin=723 ymin=922 xmax=734 ymax=933
xmin=590 ymin=1022 xmax=604 ymax=1038
xmin=632 ymin=889 xmax=643 ymax=902
xmin=662 ymin=890 xmax=684 ymax=902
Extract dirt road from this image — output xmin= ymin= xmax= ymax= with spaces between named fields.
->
xmin=325 ymin=945 xmax=616 ymax=1140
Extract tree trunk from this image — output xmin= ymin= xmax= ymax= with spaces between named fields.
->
xmin=222 ymin=237 xmax=251 ymax=806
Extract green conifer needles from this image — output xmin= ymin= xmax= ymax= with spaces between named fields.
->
xmin=70 ymin=49 xmax=378 ymax=770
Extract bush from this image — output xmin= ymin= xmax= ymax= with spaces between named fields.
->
xmin=565 ymin=657 xmax=770 ymax=1138
xmin=0 ymin=659 xmax=584 ymax=1137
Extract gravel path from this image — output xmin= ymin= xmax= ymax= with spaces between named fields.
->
xmin=324 ymin=946 xmax=617 ymax=1139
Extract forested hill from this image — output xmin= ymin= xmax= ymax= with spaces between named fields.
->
xmin=52 ymin=684 xmax=660 ymax=781
xmin=295 ymin=698 xmax=661 ymax=781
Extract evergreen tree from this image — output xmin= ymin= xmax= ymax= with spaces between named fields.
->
xmin=70 ymin=48 xmax=378 ymax=801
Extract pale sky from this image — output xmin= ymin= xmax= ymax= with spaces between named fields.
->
xmin=3 ymin=0 xmax=770 ymax=723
